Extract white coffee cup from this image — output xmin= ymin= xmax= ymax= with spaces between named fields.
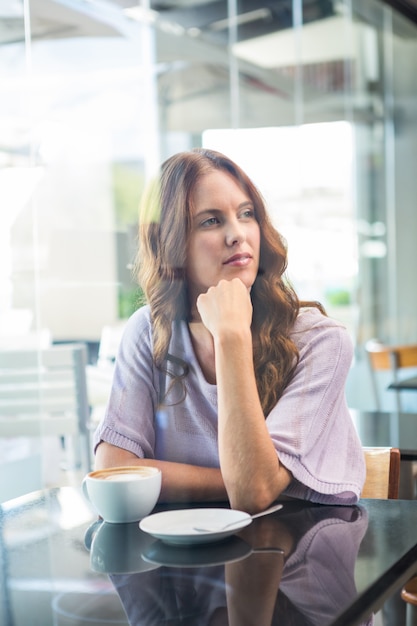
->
xmin=82 ymin=466 xmax=161 ymax=523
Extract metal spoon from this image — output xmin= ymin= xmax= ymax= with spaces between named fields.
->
xmin=193 ymin=503 xmax=283 ymax=533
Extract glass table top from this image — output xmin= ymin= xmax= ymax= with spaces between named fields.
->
xmin=2 ymin=487 xmax=417 ymax=626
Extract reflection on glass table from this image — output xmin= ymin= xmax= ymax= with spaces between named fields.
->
xmin=109 ymin=504 xmax=370 ymax=626
xmin=2 ymin=487 xmax=417 ymax=625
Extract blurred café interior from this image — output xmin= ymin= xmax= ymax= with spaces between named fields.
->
xmin=1 ymin=0 xmax=417 ymax=502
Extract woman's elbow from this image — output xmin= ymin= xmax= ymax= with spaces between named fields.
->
xmin=94 ymin=441 xmax=139 ymax=470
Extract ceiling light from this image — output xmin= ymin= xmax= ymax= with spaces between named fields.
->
xmin=123 ymin=6 xmax=158 ymax=25
xmin=208 ymin=8 xmax=272 ymax=32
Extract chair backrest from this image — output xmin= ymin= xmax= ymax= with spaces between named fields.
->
xmin=366 ymin=340 xmax=417 ymax=371
xmin=365 ymin=340 xmax=417 ymax=410
xmin=362 ymin=447 xmax=401 ymax=499
xmin=0 ymin=343 xmax=91 ymax=471
xmin=401 ymin=576 xmax=417 ymax=607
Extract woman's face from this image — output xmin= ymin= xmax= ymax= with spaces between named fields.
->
xmin=186 ymin=169 xmax=260 ymax=304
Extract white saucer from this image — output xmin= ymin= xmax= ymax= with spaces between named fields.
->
xmin=139 ymin=508 xmax=252 ymax=545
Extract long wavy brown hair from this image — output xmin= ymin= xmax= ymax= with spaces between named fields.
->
xmin=136 ymin=148 xmax=325 ymax=416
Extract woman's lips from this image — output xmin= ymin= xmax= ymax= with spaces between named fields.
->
xmin=223 ymin=253 xmax=252 ymax=266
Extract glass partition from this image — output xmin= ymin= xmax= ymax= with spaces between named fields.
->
xmin=1 ymin=0 xmax=417 ymax=496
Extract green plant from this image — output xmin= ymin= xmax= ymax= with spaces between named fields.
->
xmin=325 ymin=288 xmax=351 ymax=307
xmin=118 ymin=286 xmax=147 ymax=318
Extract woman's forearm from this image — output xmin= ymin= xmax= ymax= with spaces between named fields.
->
xmin=214 ymin=329 xmax=292 ymax=512
xmin=225 ymin=551 xmax=284 ymax=626
xmin=196 ymin=279 xmax=292 ymax=512
xmin=94 ymin=441 xmax=227 ymax=503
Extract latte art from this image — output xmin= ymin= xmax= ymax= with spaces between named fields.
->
xmin=95 ymin=466 xmax=158 ymax=482
xmin=104 ymin=472 xmax=147 ymax=482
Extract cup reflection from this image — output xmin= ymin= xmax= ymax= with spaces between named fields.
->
xmin=85 ymin=519 xmax=158 ymax=574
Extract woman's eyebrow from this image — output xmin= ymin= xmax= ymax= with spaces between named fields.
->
xmin=194 ymin=201 xmax=254 ymax=219
xmin=192 ymin=208 xmax=222 ymax=222
xmin=239 ymin=201 xmax=254 ymax=209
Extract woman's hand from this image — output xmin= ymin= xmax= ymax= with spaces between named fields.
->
xmin=196 ymin=278 xmax=253 ymax=340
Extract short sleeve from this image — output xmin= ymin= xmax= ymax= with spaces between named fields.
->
xmin=93 ymin=306 xmax=159 ymax=458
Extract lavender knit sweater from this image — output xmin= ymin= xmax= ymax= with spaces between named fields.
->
xmin=93 ymin=306 xmax=365 ymax=505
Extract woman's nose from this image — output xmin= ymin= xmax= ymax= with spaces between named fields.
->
xmin=225 ymin=220 xmax=245 ymax=246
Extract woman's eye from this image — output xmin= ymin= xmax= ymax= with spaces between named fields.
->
xmin=240 ymin=209 xmax=255 ymax=219
xmin=201 ymin=217 xmax=219 ymax=227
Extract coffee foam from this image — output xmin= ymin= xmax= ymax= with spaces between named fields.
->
xmin=92 ymin=466 xmax=157 ymax=481
xmin=103 ymin=473 xmax=146 ymax=482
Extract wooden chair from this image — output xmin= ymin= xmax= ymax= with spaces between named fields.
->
xmin=402 ymin=577 xmax=417 ymax=626
xmin=362 ymin=447 xmax=417 ymax=622
xmin=0 ymin=343 xmax=91 ymax=501
xmin=362 ymin=446 xmax=401 ymax=499
xmin=362 ymin=446 xmax=417 ymax=623
xmin=365 ymin=339 xmax=417 ymax=411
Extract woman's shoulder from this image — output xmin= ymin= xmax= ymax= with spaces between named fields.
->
xmin=290 ymin=307 xmax=352 ymax=355
xmin=122 ymin=307 xmax=190 ymax=349
xmin=128 ymin=303 xmax=151 ymax=322
xmin=126 ymin=303 xmax=151 ymax=325
xmin=121 ymin=305 xmax=152 ymax=341
xmin=292 ymin=306 xmax=346 ymax=334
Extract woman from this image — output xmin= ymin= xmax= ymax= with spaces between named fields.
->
xmin=94 ymin=148 xmax=365 ymax=513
